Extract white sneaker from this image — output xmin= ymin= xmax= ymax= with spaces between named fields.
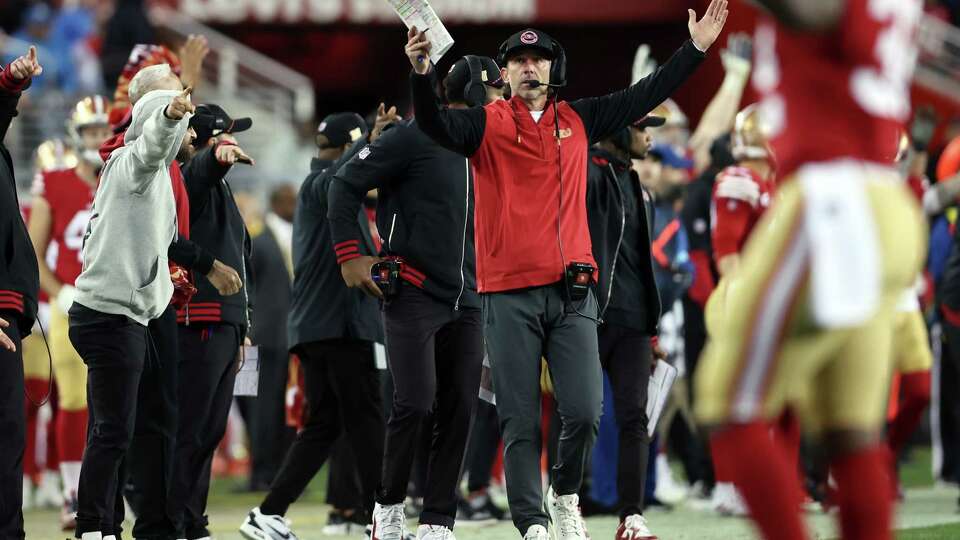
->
xmin=416 ymin=524 xmax=456 ymax=540
xmin=653 ymin=455 xmax=687 ymax=505
xmin=80 ymin=533 xmax=103 ymax=540
xmin=711 ymin=483 xmax=748 ymax=517
xmin=371 ymin=502 xmax=409 ymax=540
xmin=34 ymin=470 xmax=64 ymax=508
xmin=103 ymin=536 xmax=117 ymax=540
xmin=322 ymin=512 xmax=367 ymax=536
xmin=616 ymin=514 xmax=657 ymax=540
xmin=524 ymin=524 xmax=549 ymax=540
xmin=239 ymin=507 xmax=299 ymax=540
xmin=546 ymin=487 xmax=589 ymax=540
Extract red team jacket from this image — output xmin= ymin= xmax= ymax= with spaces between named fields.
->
xmin=471 ymin=98 xmax=596 ymax=292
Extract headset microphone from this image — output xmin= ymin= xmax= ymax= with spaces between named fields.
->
xmin=521 ymin=80 xmax=563 ymax=89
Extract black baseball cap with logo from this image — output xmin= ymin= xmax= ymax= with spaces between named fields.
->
xmin=316 ymin=112 xmax=366 ymax=149
xmin=497 ymin=28 xmax=559 ymax=65
xmin=189 ymin=104 xmax=252 ymax=146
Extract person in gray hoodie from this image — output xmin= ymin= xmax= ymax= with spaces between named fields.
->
xmin=68 ymin=62 xmax=196 ymax=540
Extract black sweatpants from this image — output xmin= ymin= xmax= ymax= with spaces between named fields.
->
xmin=464 ymin=400 xmax=501 ymax=493
xmin=0 ymin=312 xmax=24 ymax=539
xmin=597 ymin=323 xmax=651 ymax=520
xmin=124 ymin=306 xmax=180 ymax=539
xmin=326 ymin=436 xmax=363 ymax=511
xmin=681 ymin=295 xmax=713 ymax=487
xmin=379 ymin=284 xmax=484 ymax=529
xmin=169 ymin=323 xmax=240 ymax=538
xmin=260 ymin=339 xmax=384 ymax=521
xmin=244 ymin=343 xmax=294 ymax=490
xmin=484 ymin=285 xmax=602 ymax=534
xmin=69 ymin=303 xmax=149 ymax=537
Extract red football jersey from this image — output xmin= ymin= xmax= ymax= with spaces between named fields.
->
xmin=711 ymin=166 xmax=774 ymax=261
xmin=752 ymin=0 xmax=922 ymax=178
xmin=31 ymin=168 xmax=96 ymax=285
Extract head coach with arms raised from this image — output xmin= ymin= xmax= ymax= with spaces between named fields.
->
xmin=404 ymin=3 xmax=728 ymax=539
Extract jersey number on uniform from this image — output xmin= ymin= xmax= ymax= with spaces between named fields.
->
xmin=850 ymin=0 xmax=922 ymax=121
xmin=64 ymin=209 xmax=93 ymax=262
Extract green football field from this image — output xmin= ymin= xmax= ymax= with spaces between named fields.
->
xmin=23 ymin=448 xmax=960 ymax=540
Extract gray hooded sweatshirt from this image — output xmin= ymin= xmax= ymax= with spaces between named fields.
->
xmin=74 ymin=89 xmax=192 ymax=325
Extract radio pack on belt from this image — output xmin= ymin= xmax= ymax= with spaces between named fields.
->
xmin=564 ymin=262 xmax=594 ymax=302
xmin=372 ymin=259 xmax=403 ymax=297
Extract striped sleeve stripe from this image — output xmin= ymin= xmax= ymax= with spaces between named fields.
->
xmin=0 ymin=291 xmax=24 ymax=311
xmin=334 ymin=240 xmax=360 ymax=250
xmin=337 ymin=252 xmax=362 ymax=265
xmin=335 ymin=245 xmax=360 ymax=256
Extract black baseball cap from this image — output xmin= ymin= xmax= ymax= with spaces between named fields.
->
xmin=444 ymin=56 xmax=504 ymax=103
xmin=634 ymin=115 xmax=666 ymax=129
xmin=189 ymin=104 xmax=252 ymax=146
xmin=317 ymin=112 xmax=366 ymax=148
xmin=497 ymin=28 xmax=558 ymax=65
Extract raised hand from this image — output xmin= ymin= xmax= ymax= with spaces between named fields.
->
xmin=405 ymin=26 xmax=433 ymax=75
xmin=8 ymin=45 xmax=43 ymax=80
xmin=370 ymin=102 xmax=401 ymax=143
xmin=721 ymin=32 xmax=752 ymax=78
xmin=688 ymin=0 xmax=730 ymax=52
xmin=179 ymin=34 xmax=210 ymax=90
xmin=165 ymin=86 xmax=195 ymax=120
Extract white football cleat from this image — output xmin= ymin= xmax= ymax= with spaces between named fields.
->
xmin=653 ymin=454 xmax=687 ymax=505
xmin=239 ymin=507 xmax=299 ymax=540
xmin=34 ymin=470 xmax=64 ymax=508
xmin=712 ymin=483 xmax=748 ymax=517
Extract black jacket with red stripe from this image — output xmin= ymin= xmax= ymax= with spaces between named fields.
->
xmin=0 ymin=71 xmax=38 ymax=336
xmin=288 ymin=149 xmax=383 ymax=350
xmin=174 ymin=144 xmax=253 ymax=329
xmin=328 ymin=119 xmax=479 ymax=310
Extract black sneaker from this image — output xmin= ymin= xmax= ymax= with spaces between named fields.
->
xmin=322 ymin=512 xmax=349 ymax=536
xmin=457 ymin=493 xmax=509 ymax=525
xmin=477 ymin=494 xmax=509 ymax=521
